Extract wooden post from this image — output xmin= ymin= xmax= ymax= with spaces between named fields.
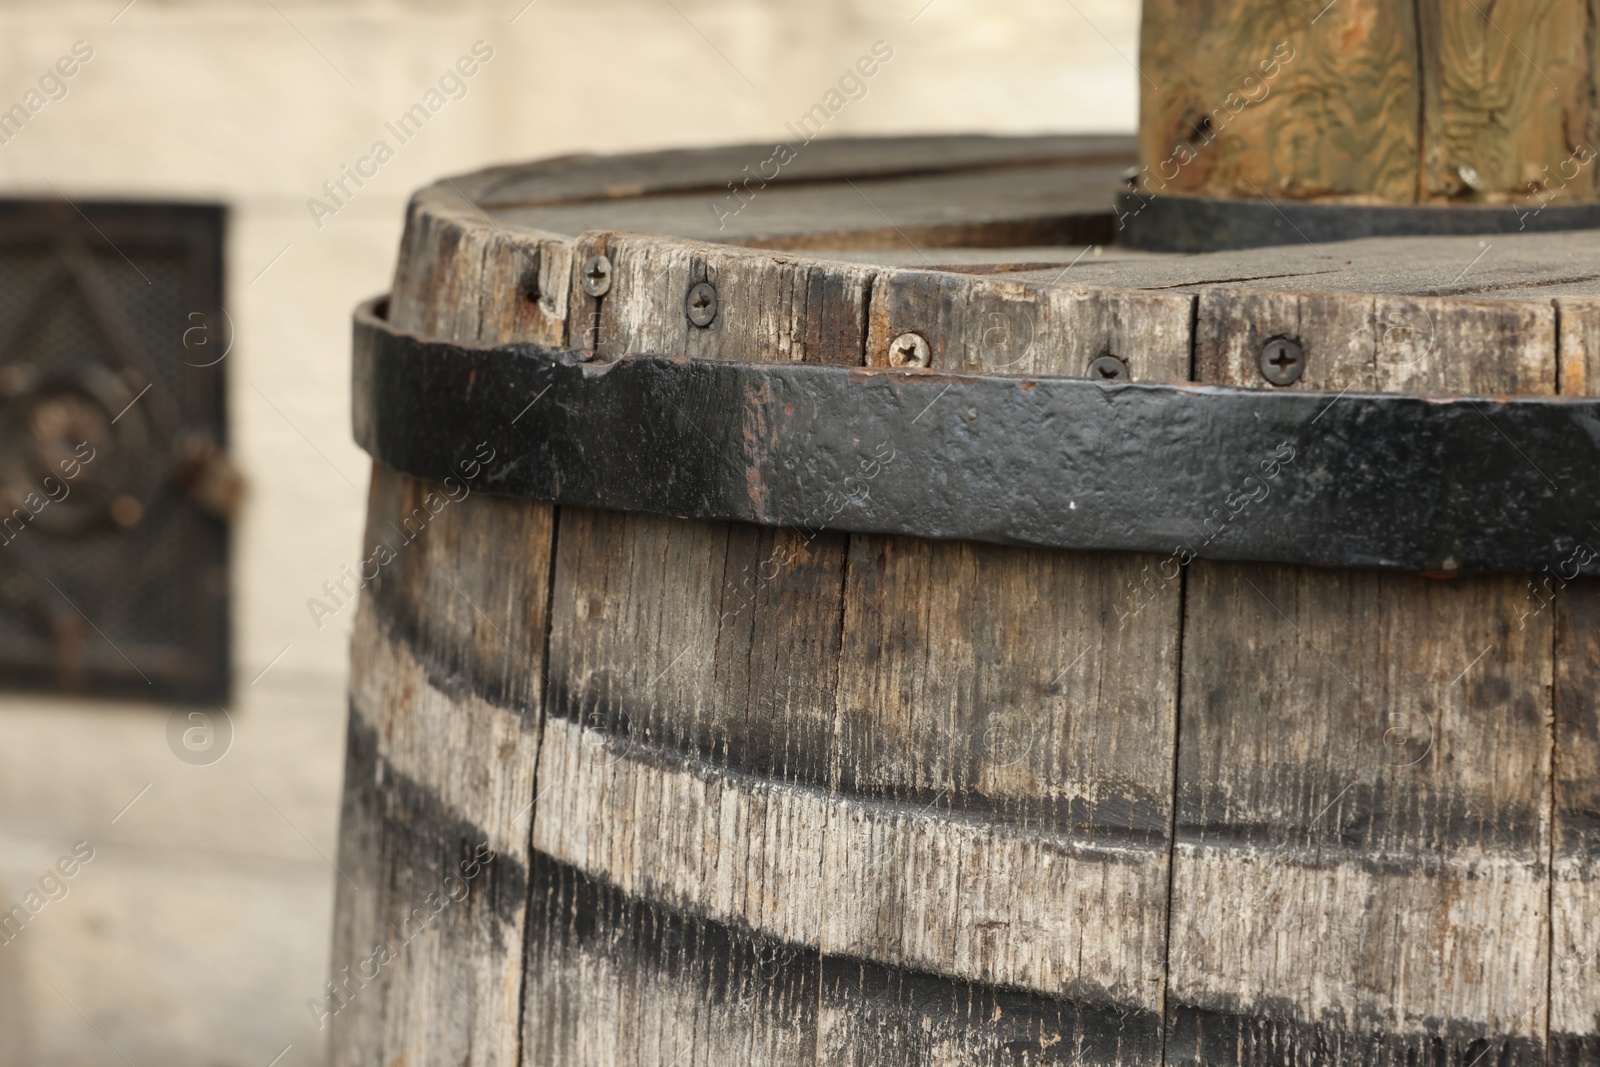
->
xmin=1138 ymin=0 xmax=1598 ymax=204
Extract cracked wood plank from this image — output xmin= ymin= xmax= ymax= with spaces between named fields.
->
xmin=329 ymin=196 xmax=562 ymax=1067
xmin=1163 ymin=285 xmax=1558 ymax=1065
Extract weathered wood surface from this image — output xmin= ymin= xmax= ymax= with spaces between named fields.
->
xmin=824 ymin=274 xmax=1189 ymax=1062
xmin=801 ymin=229 xmax=1600 ymax=302
xmin=1553 ymin=295 xmax=1600 ymax=1066
xmin=1009 ymin=229 xmax=1600 ymax=302
xmin=463 ymin=134 xmax=1134 ymax=208
xmin=1138 ymin=0 xmax=1418 ymax=202
xmin=444 ymin=134 xmax=1131 ymax=250
xmin=527 ymin=228 xmax=869 ymax=1064
xmin=335 ymin=136 xmax=1600 ymax=1066
xmin=1139 ymin=0 xmax=1599 ymax=205
xmin=1167 ymin=288 xmax=1557 ymax=1064
xmin=332 ymin=473 xmax=550 ymax=1067
xmin=329 ymin=202 xmax=560 ymax=1066
xmin=499 ymin=161 xmax=1123 ymax=250
xmin=1415 ymin=0 xmax=1593 ymax=201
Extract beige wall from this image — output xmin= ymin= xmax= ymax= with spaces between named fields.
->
xmin=0 ymin=1 xmax=1139 ymax=1063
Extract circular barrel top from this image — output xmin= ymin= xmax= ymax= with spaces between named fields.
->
xmin=423 ymin=134 xmax=1600 ymax=299
xmin=398 ymin=134 xmax=1600 ymax=402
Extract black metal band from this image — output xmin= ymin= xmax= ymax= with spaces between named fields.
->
xmin=1115 ymin=191 xmax=1600 ymax=252
xmin=353 ymin=299 xmax=1600 ymax=576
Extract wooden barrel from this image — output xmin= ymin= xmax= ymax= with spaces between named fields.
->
xmin=330 ymin=132 xmax=1600 ymax=1067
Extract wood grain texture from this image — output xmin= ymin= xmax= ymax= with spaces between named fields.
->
xmin=390 ymin=186 xmax=571 ymax=346
xmin=462 ymin=134 xmax=1134 ymax=209
xmin=826 ymin=536 xmax=1176 ymax=1023
xmin=330 ymin=470 xmax=551 ymax=1067
xmin=503 ymin=164 xmax=1123 ymax=251
xmin=378 ymin=616 xmax=1172 ymax=1067
xmin=1558 ymin=294 xmax=1600 ymax=392
xmin=1552 ymin=295 xmax=1600 ymax=1065
xmin=543 ymin=509 xmax=849 ymax=792
xmin=522 ymin=837 xmax=1161 ymax=1067
xmin=334 ymin=138 xmax=1600 ymax=1066
xmin=531 ymin=713 xmax=1162 ymax=999
xmin=818 ymin=268 xmax=1194 ymax=1063
xmin=521 ymin=849 xmax=821 ymax=1067
xmin=1553 ymin=574 xmax=1600 ymax=1067
xmin=413 ymin=139 xmax=1600 ymax=304
xmin=1138 ymin=0 xmax=1420 ymax=202
xmin=528 ymin=216 xmax=1197 ymax=1064
xmin=1190 ymin=286 xmax=1554 ymax=395
xmin=864 ymin=269 xmax=1193 ymax=382
xmin=330 ymin=189 xmax=567 ymax=1067
xmin=576 ymin=232 xmax=877 ymax=364
xmin=524 ymin=231 xmax=875 ymax=1065
xmin=1416 ymin=0 xmax=1595 ymax=202
xmin=999 ymin=229 xmax=1600 ymax=303
xmin=1166 ymin=286 xmax=1559 ymax=1065
xmin=1140 ymin=0 xmax=1599 ymax=204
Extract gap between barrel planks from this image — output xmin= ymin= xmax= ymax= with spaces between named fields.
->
xmin=334 ymin=158 xmax=1600 ymax=1066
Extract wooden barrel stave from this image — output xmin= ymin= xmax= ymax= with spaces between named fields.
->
xmin=1161 ymin=284 xmax=1560 ymax=1066
xmin=1553 ymin=289 xmax=1600 ymax=1067
xmin=332 ymin=472 xmax=549 ymax=1064
xmin=541 ymin=208 xmax=1182 ymax=1059
xmin=546 ymin=507 xmax=850 ymax=789
xmin=333 ymin=219 xmax=559 ymax=1063
xmin=334 ymin=137 xmax=1600 ymax=1066
xmin=1169 ymin=563 xmax=1554 ymax=1065
xmin=1555 ymin=580 xmax=1600 ymax=1067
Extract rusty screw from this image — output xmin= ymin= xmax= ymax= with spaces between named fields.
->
xmin=574 ymin=323 xmax=602 ymax=362
xmin=1259 ymin=336 xmax=1305 ymax=387
xmin=888 ymin=332 xmax=930 ymax=368
xmin=686 ymin=281 xmax=718 ymax=327
xmin=581 ymin=254 xmax=613 ymax=298
xmin=1088 ymin=355 xmax=1128 ymax=381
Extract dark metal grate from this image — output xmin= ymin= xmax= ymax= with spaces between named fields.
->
xmin=0 ymin=201 xmax=229 ymax=704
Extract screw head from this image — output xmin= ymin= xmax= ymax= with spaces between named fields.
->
xmin=1259 ymin=336 xmax=1305 ymax=387
xmin=685 ymin=281 xmax=718 ymax=328
xmin=581 ymin=254 xmax=613 ymax=298
xmin=888 ymin=332 xmax=931 ymax=368
xmin=1088 ymin=355 xmax=1128 ymax=381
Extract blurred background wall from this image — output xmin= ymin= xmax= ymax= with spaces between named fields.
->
xmin=0 ymin=1 xmax=1139 ymax=1063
